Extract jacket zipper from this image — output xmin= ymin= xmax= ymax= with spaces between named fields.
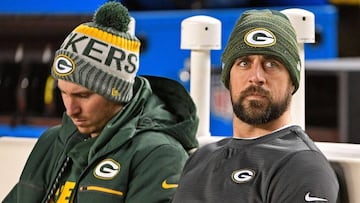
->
xmin=79 ymin=185 xmax=123 ymax=196
xmin=44 ymin=156 xmax=71 ymax=203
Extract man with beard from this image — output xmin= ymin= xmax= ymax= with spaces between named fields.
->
xmin=172 ymin=9 xmax=339 ymax=203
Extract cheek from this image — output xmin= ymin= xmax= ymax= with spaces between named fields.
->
xmin=229 ymin=83 xmax=241 ymax=104
xmin=82 ymin=97 xmax=107 ymax=116
xmin=88 ymin=100 xmax=109 ymax=115
xmin=273 ymin=82 xmax=293 ymax=101
xmin=229 ymin=72 xmax=244 ymax=90
xmin=90 ymin=100 xmax=119 ymax=119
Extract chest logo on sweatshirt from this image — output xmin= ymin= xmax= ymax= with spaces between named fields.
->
xmin=231 ymin=169 xmax=256 ymax=184
xmin=94 ymin=159 xmax=120 ymax=180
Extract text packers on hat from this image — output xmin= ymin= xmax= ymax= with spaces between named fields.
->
xmin=221 ymin=9 xmax=301 ymax=94
xmin=52 ymin=2 xmax=140 ymax=103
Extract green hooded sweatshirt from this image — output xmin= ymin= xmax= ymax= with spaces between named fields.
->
xmin=3 ymin=76 xmax=199 ymax=203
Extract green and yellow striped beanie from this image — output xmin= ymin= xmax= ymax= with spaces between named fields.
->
xmin=221 ymin=9 xmax=301 ymax=94
xmin=51 ymin=2 xmax=140 ymax=103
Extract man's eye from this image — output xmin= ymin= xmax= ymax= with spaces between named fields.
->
xmin=265 ymin=61 xmax=278 ymax=68
xmin=239 ymin=61 xmax=247 ymax=67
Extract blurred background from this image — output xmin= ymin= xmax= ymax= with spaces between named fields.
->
xmin=0 ymin=0 xmax=359 ymax=143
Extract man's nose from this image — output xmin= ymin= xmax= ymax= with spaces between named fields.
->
xmin=64 ymin=98 xmax=80 ymax=116
xmin=248 ymin=62 xmax=265 ymax=85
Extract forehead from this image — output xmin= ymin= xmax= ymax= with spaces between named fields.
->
xmin=57 ymin=79 xmax=91 ymax=92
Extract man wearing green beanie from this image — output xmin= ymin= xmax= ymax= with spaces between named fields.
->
xmin=172 ymin=9 xmax=339 ymax=203
xmin=4 ymin=2 xmax=199 ymax=203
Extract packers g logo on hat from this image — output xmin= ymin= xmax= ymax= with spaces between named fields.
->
xmin=244 ymin=28 xmax=276 ymax=47
xmin=53 ymin=54 xmax=76 ymax=76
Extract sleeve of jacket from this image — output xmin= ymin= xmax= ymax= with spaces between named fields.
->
xmin=125 ymin=134 xmax=189 ymax=203
xmin=268 ymin=150 xmax=340 ymax=203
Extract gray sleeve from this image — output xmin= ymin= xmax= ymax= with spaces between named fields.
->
xmin=268 ymin=150 xmax=339 ymax=203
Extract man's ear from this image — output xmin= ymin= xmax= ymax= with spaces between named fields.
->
xmin=291 ymin=83 xmax=296 ymax=95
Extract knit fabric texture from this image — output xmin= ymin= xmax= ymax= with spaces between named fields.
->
xmin=51 ymin=2 xmax=140 ymax=103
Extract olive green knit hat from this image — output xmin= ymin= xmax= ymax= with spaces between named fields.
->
xmin=51 ymin=2 xmax=140 ymax=103
xmin=221 ymin=9 xmax=301 ymax=93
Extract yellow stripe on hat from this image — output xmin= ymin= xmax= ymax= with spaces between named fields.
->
xmin=74 ymin=24 xmax=140 ymax=53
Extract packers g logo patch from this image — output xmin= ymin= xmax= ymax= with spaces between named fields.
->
xmin=53 ymin=54 xmax=76 ymax=76
xmin=94 ymin=159 xmax=120 ymax=180
xmin=244 ymin=28 xmax=276 ymax=47
xmin=231 ymin=169 xmax=256 ymax=184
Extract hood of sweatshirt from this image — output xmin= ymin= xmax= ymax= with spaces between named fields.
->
xmin=59 ymin=76 xmax=199 ymax=159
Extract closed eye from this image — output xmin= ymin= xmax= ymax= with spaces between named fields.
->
xmin=77 ymin=93 xmax=91 ymax=99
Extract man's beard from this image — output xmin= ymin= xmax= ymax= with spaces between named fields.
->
xmin=231 ymin=85 xmax=291 ymax=125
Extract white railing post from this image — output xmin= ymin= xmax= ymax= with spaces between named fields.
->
xmin=181 ymin=15 xmax=221 ymax=138
xmin=281 ymin=9 xmax=315 ymax=130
